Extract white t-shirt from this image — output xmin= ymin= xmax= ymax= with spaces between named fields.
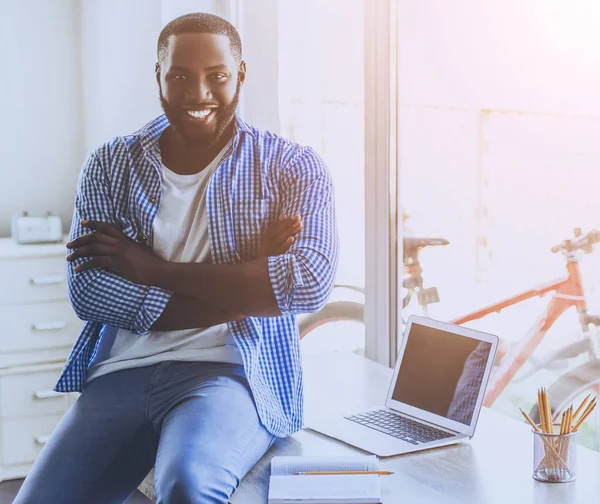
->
xmin=86 ymin=140 xmax=242 ymax=383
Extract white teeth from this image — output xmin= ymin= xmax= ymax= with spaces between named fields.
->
xmin=187 ymin=109 xmax=213 ymax=119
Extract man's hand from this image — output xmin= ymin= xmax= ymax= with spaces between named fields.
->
xmin=259 ymin=215 xmax=302 ymax=257
xmin=66 ymin=220 xmax=163 ymax=285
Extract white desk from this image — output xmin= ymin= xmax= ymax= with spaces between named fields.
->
xmin=231 ymin=352 xmax=600 ymax=503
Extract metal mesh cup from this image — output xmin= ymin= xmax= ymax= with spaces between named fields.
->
xmin=533 ymin=425 xmax=577 ymax=483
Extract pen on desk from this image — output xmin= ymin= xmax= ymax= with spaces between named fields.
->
xmin=294 ymin=471 xmax=394 ymax=476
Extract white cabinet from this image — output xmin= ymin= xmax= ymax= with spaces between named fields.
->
xmin=0 ymin=237 xmax=78 ymax=482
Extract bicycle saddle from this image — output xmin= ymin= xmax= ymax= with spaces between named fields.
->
xmin=403 ymin=237 xmax=449 ymax=251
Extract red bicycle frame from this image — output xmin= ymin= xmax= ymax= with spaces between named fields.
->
xmin=451 ymin=255 xmax=588 ymax=407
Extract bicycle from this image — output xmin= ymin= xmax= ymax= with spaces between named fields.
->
xmin=297 ymin=236 xmax=449 ymax=336
xmin=297 ymin=228 xmax=600 ymax=424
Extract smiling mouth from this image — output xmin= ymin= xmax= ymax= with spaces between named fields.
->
xmin=184 ymin=108 xmax=217 ymax=122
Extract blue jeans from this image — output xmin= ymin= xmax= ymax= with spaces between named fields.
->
xmin=14 ymin=361 xmax=276 ymax=504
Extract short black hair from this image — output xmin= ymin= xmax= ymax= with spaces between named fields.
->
xmin=157 ymin=13 xmax=242 ymax=64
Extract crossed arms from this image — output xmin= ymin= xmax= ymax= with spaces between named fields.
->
xmin=66 ymin=148 xmax=338 ymax=334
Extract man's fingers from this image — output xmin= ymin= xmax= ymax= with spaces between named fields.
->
xmin=67 ymin=231 xmax=117 ymax=250
xmin=274 ymin=220 xmax=302 ymax=244
xmin=260 ymin=215 xmax=303 ymax=257
xmin=80 ymin=220 xmax=123 ymax=238
xmin=67 ymin=244 xmax=115 ymax=262
xmin=73 ymin=257 xmax=111 ymax=273
xmin=264 ymin=215 xmax=289 ymax=238
xmin=275 ymin=236 xmax=295 ymax=255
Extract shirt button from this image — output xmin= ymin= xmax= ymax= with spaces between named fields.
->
xmin=149 ymin=197 xmax=157 ymax=204
xmin=140 ymin=233 xmax=148 ymax=242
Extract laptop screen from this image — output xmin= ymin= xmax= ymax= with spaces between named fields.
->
xmin=390 ymin=321 xmax=493 ymax=426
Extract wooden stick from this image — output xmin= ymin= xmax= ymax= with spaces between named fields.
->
xmin=544 ymin=389 xmax=559 ymax=469
xmin=520 ymin=408 xmax=540 ymax=431
xmin=558 ymin=411 xmax=566 ymax=463
xmin=538 ymin=389 xmax=544 ymax=429
xmin=572 ymin=400 xmax=597 ymax=432
xmin=548 ymin=391 xmax=554 ymax=434
xmin=542 ymin=388 xmax=548 ymax=433
xmin=296 ymin=471 xmax=394 ymax=476
xmin=579 ymin=399 xmax=596 ymax=424
xmin=538 ymin=389 xmax=547 ymax=433
xmin=572 ymin=394 xmax=591 ymax=422
xmin=521 ymin=408 xmax=569 ymax=470
xmin=528 ymin=390 xmax=572 ymax=472
xmin=543 ymin=388 xmax=553 ymax=434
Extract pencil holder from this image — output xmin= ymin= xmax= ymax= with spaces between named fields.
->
xmin=532 ymin=425 xmax=577 ymax=483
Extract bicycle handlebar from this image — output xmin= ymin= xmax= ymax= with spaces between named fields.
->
xmin=551 ymin=229 xmax=600 ymax=254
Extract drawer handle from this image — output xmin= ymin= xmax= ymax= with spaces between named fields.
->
xmin=34 ymin=390 xmax=63 ymax=400
xmin=30 ymin=275 xmax=64 ymax=286
xmin=35 ymin=435 xmax=51 ymax=445
xmin=32 ymin=321 xmax=67 ymax=331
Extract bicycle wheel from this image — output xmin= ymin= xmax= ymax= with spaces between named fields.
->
xmin=528 ymin=360 xmax=600 ymax=424
xmin=298 ymin=301 xmax=364 ymax=339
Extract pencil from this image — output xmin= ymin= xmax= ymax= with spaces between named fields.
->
xmin=295 ymin=471 xmax=394 ymax=476
xmin=520 ymin=406 xmax=568 ymax=469
xmin=567 ymin=406 xmax=573 ymax=433
xmin=537 ymin=389 xmax=546 ymax=433
xmin=519 ymin=408 xmax=540 ymax=432
xmin=542 ymin=388 xmax=552 ymax=433
xmin=572 ymin=394 xmax=591 ymax=422
xmin=580 ymin=399 xmax=596 ymax=421
xmin=541 ymin=388 xmax=548 ymax=433
xmin=572 ymin=400 xmax=597 ymax=432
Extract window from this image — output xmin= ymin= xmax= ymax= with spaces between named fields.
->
xmin=398 ymin=0 xmax=600 ymax=450
xmin=277 ymin=0 xmax=367 ymax=357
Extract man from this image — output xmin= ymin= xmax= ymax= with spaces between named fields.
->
xmin=15 ymin=13 xmax=338 ymax=504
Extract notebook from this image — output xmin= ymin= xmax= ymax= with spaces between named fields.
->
xmin=268 ymin=455 xmax=383 ymax=504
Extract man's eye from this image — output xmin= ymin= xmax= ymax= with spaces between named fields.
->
xmin=212 ymin=73 xmax=227 ymax=81
xmin=172 ymin=75 xmax=187 ymax=80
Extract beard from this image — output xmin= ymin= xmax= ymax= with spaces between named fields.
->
xmin=158 ymin=80 xmax=241 ymax=148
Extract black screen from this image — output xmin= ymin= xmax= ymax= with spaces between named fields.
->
xmin=391 ymin=323 xmax=492 ymax=425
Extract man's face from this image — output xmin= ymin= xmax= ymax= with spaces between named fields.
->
xmin=157 ymin=32 xmax=245 ymax=146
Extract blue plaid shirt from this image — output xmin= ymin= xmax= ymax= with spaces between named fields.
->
xmin=56 ymin=115 xmax=339 ymax=437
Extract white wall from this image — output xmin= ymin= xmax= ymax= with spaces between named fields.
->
xmin=0 ymin=0 xmax=81 ymax=237
xmin=161 ymin=0 xmax=225 ymax=25
xmin=241 ymin=0 xmax=280 ymax=131
xmin=80 ymin=0 xmax=163 ymax=153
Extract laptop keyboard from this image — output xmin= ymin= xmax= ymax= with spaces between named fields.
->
xmin=344 ymin=409 xmax=454 ymax=445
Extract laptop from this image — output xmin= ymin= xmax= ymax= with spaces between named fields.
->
xmin=305 ymin=315 xmax=499 ymax=457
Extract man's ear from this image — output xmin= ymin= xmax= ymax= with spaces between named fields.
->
xmin=238 ymin=61 xmax=247 ymax=86
xmin=155 ymin=62 xmax=161 ymax=85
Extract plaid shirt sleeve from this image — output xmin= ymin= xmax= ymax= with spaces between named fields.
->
xmin=67 ymin=150 xmax=172 ymax=335
xmin=267 ymin=147 xmax=339 ymax=315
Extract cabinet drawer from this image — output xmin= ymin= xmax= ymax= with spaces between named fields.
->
xmin=0 ymin=302 xmax=79 ymax=354
xmin=0 ymin=367 xmax=70 ymax=419
xmin=0 ymin=257 xmax=67 ymax=305
xmin=1 ymin=414 xmax=65 ymax=466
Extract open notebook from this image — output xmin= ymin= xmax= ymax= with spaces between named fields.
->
xmin=268 ymin=455 xmax=383 ymax=504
